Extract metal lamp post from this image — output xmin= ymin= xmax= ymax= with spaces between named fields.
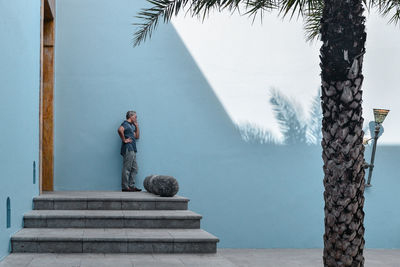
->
xmin=365 ymin=108 xmax=390 ymax=187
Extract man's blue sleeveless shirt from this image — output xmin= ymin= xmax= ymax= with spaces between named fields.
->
xmin=120 ymin=120 xmax=137 ymax=155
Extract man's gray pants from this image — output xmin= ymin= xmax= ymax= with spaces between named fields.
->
xmin=122 ymin=150 xmax=138 ymax=190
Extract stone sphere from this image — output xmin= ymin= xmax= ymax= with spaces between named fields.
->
xmin=143 ymin=175 xmax=179 ymax=197
xmin=143 ymin=175 xmax=156 ymax=193
xmin=154 ymin=175 xmax=179 ymax=197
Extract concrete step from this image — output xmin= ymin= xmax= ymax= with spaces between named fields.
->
xmin=33 ymin=191 xmax=189 ymax=210
xmin=11 ymin=228 xmax=219 ymax=253
xmin=24 ymin=210 xmax=202 ymax=229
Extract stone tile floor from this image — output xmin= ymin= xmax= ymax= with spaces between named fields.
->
xmin=1 ymin=249 xmax=400 ymax=266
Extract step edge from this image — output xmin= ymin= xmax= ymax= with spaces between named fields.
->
xmin=24 ymin=215 xmax=202 ymax=219
xmin=33 ymin=197 xmax=190 ymax=202
xmin=12 ymin=236 xmax=219 ymax=242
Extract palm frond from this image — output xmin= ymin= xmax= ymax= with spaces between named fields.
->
xmin=134 ymin=0 xmax=279 ymax=46
xmin=133 ymin=0 xmax=190 ymax=47
xmin=371 ymin=0 xmax=400 ymax=25
xmin=303 ymin=0 xmax=323 ymax=42
xmin=237 ymin=122 xmax=279 ymax=144
xmin=278 ymin=0 xmax=320 ymax=19
xmin=306 ymin=88 xmax=322 ymax=145
xmin=133 ymin=0 xmax=400 ymax=47
xmin=190 ymin=0 xmax=244 ymax=21
xmin=243 ymin=0 xmax=278 ymax=23
xmin=269 ymin=88 xmax=307 ymax=145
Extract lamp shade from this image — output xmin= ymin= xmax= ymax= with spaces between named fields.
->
xmin=373 ymin=109 xmax=390 ymax=124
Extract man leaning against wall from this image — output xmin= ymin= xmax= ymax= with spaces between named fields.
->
xmin=118 ymin=111 xmax=142 ymax=192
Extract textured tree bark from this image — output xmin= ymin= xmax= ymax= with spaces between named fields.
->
xmin=320 ymin=0 xmax=367 ymax=266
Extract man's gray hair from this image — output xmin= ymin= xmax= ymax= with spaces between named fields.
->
xmin=126 ymin=110 xmax=136 ymax=119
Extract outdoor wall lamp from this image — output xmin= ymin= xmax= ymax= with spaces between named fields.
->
xmin=364 ymin=108 xmax=390 ymax=187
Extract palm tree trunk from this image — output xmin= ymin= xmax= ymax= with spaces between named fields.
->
xmin=320 ymin=0 xmax=367 ymax=266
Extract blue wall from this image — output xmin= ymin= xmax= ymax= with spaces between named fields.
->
xmin=0 ymin=0 xmax=41 ymax=260
xmin=364 ymin=145 xmax=400 ymax=248
xmin=54 ymin=0 xmax=400 ymax=248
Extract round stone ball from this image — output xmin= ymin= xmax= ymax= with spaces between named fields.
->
xmin=153 ymin=175 xmax=179 ymax=197
xmin=143 ymin=175 xmax=156 ymax=193
xmin=143 ymin=175 xmax=179 ymax=197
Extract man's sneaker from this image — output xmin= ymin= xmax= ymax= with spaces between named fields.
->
xmin=132 ymin=187 xmax=142 ymax=192
xmin=122 ymin=188 xmax=134 ymax=192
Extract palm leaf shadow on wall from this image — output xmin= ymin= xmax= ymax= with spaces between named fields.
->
xmin=238 ymin=88 xmax=323 ymax=145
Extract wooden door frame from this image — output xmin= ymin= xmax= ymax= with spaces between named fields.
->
xmin=39 ymin=0 xmax=56 ymax=194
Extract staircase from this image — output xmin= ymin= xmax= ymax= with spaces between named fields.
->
xmin=11 ymin=191 xmax=219 ymax=253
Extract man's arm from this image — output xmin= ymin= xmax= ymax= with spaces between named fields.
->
xmin=134 ymin=123 xmax=140 ymax=139
xmin=118 ymin=126 xmax=132 ymax=143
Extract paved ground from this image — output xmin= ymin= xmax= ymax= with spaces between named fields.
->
xmin=1 ymin=249 xmax=400 ymax=266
